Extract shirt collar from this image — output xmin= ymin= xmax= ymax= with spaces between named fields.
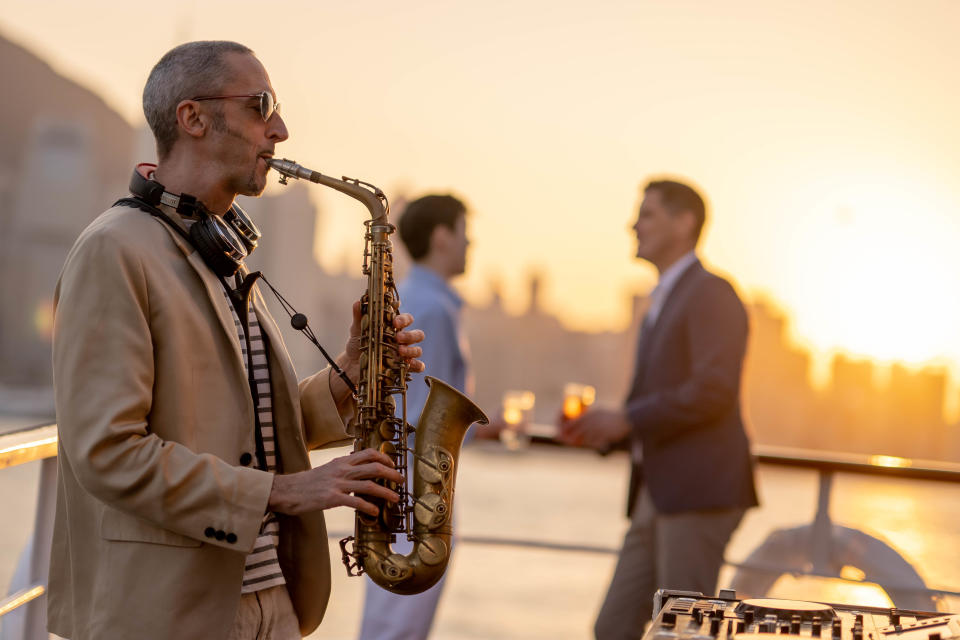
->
xmin=656 ymin=251 xmax=698 ymax=291
xmin=648 ymin=251 xmax=699 ymax=314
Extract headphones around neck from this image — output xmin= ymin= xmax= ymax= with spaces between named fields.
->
xmin=115 ymin=163 xmax=360 ymax=396
xmin=122 ymin=163 xmax=262 ymax=278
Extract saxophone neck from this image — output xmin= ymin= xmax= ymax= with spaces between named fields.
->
xmin=267 ymin=157 xmax=389 ymax=224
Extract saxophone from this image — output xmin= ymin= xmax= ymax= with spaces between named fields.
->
xmin=267 ymin=158 xmax=489 ymax=595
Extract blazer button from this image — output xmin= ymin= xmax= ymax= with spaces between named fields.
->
xmin=215 ymin=530 xmax=226 ymax=541
xmin=204 ymin=527 xmax=216 ymax=538
xmin=226 ymin=533 xmax=238 ymax=544
xmin=239 ymin=452 xmax=253 ymax=466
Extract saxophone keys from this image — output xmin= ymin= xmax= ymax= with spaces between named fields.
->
xmin=416 ymin=535 xmax=449 ymax=566
xmin=380 ymin=501 xmax=403 ymax=530
xmin=414 ymin=492 xmax=449 ymax=528
xmin=378 ymin=419 xmax=396 ymax=441
xmin=417 ymin=448 xmax=454 ymax=484
xmin=380 ymin=554 xmax=412 ymax=582
xmin=418 ymin=461 xmax=442 ymax=485
xmin=379 ymin=440 xmax=397 ymax=456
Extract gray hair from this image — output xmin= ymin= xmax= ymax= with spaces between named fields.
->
xmin=142 ymin=41 xmax=254 ymax=159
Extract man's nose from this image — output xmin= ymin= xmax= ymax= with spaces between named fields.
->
xmin=267 ymin=113 xmax=289 ymax=142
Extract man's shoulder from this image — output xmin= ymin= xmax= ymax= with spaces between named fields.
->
xmin=398 ymin=278 xmax=459 ymax=318
xmin=684 ymin=266 xmax=746 ymax=317
xmin=399 ymin=288 xmax=457 ymax=324
xmin=77 ymin=203 xmax=167 ymax=247
xmin=690 ymin=264 xmax=740 ymax=294
xmin=63 ymin=203 xmax=173 ymax=274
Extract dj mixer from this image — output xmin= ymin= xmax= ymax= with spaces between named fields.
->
xmin=646 ymin=590 xmax=957 ymax=640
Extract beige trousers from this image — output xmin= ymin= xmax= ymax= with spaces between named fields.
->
xmin=594 ymin=488 xmax=745 ymax=640
xmin=225 ymin=585 xmax=302 ymax=640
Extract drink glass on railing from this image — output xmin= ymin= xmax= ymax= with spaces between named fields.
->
xmin=499 ymin=390 xmax=535 ymax=451
xmin=561 ymin=383 xmax=596 ymax=421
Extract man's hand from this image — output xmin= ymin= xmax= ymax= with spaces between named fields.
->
xmin=392 ymin=311 xmax=426 ymax=373
xmin=267 ymin=448 xmax=404 ymax=517
xmin=557 ymin=407 xmax=630 ymax=450
xmin=332 ymin=300 xmax=426 ymax=403
xmin=341 ymin=300 xmax=425 ymax=371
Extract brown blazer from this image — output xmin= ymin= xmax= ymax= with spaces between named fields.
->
xmin=49 ymin=204 xmax=352 ymax=639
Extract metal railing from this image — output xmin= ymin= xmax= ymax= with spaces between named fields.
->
xmin=4 ymin=424 xmax=960 ymax=637
xmin=0 ymin=424 xmax=57 ymax=640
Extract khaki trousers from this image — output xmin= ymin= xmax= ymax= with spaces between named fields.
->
xmin=226 ymin=585 xmax=302 ymax=640
xmin=594 ymin=489 xmax=745 ymax=640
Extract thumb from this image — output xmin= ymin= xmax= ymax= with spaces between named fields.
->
xmin=350 ymin=299 xmax=363 ymax=336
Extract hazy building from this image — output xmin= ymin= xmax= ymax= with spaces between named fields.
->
xmin=0 ymin=34 xmax=135 ymax=386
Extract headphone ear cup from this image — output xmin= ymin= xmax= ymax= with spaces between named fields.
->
xmin=189 ymin=215 xmax=247 ymax=278
xmin=224 ymin=203 xmax=261 ymax=254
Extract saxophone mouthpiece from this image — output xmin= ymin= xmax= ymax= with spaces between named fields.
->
xmin=267 ymin=158 xmax=321 ymax=184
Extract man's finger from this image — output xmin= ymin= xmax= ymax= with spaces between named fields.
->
xmin=350 ymin=300 xmax=363 ymax=332
xmin=347 ymin=462 xmax=403 ymax=484
xmin=393 ymin=313 xmax=414 ymax=329
xmin=352 ymin=480 xmax=401 ymax=504
xmin=396 ymin=329 xmax=425 ymax=345
xmin=348 ymin=448 xmax=395 ymax=467
xmin=347 ymin=494 xmax=382 ymax=517
xmin=406 ymin=359 xmax=426 ymax=373
xmin=397 ymin=345 xmax=423 ymax=358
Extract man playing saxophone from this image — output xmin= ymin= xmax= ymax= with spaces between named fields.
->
xmin=49 ymin=40 xmax=425 ymax=640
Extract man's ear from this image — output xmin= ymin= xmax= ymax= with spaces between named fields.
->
xmin=675 ymin=208 xmax=698 ymax=241
xmin=175 ymin=100 xmax=208 ymax=141
xmin=429 ymin=224 xmax=452 ymax=257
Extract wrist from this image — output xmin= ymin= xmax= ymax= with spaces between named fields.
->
xmin=267 ymin=474 xmax=291 ymax=514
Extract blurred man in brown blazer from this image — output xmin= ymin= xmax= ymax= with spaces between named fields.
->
xmin=49 ymin=41 xmax=423 ymax=640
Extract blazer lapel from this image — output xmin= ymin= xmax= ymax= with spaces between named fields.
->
xmin=631 ymin=261 xmax=704 ymax=392
xmin=151 ymin=217 xmax=245 ymax=373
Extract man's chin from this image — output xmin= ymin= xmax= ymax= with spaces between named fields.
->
xmin=240 ymin=174 xmax=268 ymax=197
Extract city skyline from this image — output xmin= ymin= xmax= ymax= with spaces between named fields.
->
xmin=1 ymin=2 xmax=959 ymax=391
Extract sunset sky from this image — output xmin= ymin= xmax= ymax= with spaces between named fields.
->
xmin=4 ymin=1 xmax=960 ymax=387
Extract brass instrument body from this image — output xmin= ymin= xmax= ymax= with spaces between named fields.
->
xmin=267 ymin=158 xmax=488 ymax=596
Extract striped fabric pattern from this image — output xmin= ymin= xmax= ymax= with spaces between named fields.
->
xmin=222 ymin=287 xmax=286 ymax=594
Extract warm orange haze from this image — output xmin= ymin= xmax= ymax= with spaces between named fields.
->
xmin=2 ymin=1 xmax=960 ymax=400
xmin=4 ymin=6 xmax=960 ymax=638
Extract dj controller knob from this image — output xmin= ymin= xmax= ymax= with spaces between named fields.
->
xmin=791 ymin=615 xmax=802 ymax=634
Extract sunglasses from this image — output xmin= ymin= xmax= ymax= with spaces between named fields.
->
xmin=191 ymin=91 xmax=280 ymax=122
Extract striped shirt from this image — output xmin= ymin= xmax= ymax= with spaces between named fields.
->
xmin=222 ymin=286 xmax=286 ymax=594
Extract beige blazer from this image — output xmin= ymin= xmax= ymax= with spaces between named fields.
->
xmin=49 ymin=204 xmax=352 ymax=640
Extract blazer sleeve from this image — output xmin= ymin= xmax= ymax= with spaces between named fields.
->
xmin=299 ymin=368 xmax=353 ymax=450
xmin=624 ymin=276 xmax=748 ymax=441
xmin=53 ymin=226 xmax=274 ymax=553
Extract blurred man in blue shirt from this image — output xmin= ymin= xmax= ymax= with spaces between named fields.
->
xmin=358 ymin=193 xmax=498 ymax=640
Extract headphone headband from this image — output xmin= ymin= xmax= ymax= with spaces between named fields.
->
xmin=126 ymin=165 xmax=253 ymax=278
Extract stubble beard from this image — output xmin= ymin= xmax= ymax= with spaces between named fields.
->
xmin=209 ymin=112 xmax=267 ymax=197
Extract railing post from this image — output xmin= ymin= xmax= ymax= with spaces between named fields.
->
xmin=810 ymin=469 xmax=834 ymax=575
xmin=24 ymin=456 xmax=56 ymax=640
